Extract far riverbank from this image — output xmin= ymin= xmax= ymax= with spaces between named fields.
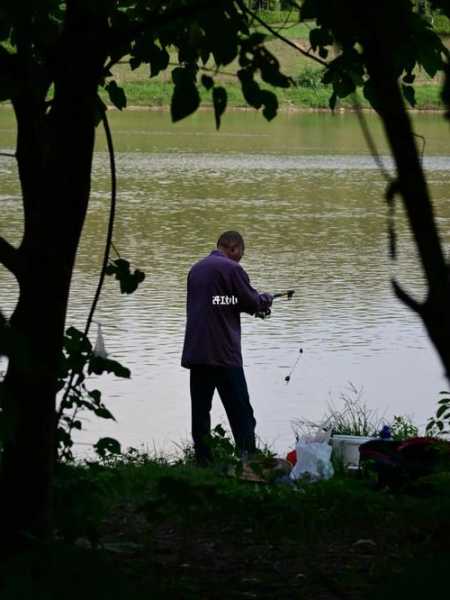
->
xmin=1 ymin=82 xmax=445 ymax=116
xmin=96 ymin=79 xmax=445 ymax=113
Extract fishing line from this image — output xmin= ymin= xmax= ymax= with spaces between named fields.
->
xmin=285 ymin=346 xmax=303 ymax=383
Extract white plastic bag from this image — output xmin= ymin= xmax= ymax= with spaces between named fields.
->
xmin=93 ymin=322 xmax=108 ymax=359
xmin=290 ymin=430 xmax=334 ymax=482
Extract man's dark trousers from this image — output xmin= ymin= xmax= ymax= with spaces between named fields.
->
xmin=190 ymin=366 xmax=256 ymax=462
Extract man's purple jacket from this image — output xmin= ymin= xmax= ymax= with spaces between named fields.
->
xmin=181 ymin=250 xmax=272 ymax=368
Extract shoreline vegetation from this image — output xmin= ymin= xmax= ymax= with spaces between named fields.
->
xmin=4 ymin=392 xmax=448 ymax=598
xmin=99 ymin=80 xmax=445 ymax=112
xmin=3 ymin=444 xmax=448 ymax=599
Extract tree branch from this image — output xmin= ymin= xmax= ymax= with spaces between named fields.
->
xmin=84 ymin=101 xmax=117 ymax=341
xmin=352 ymin=96 xmax=393 ymax=184
xmin=0 ymin=237 xmax=20 ymax=276
xmin=391 ymin=279 xmax=424 ymax=316
xmin=236 ymin=0 xmax=328 ymax=68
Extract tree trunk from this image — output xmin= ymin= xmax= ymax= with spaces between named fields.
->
xmin=363 ymin=10 xmax=450 ymax=382
xmin=0 ymin=2 xmax=108 ymax=548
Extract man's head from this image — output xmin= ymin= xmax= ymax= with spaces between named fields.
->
xmin=217 ymin=230 xmax=245 ymax=263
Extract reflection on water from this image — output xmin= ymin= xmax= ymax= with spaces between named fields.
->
xmin=0 ymin=108 xmax=449 ymax=454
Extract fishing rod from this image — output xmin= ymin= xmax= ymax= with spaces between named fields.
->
xmin=272 ymin=289 xmax=295 ymax=300
xmin=255 ymin=289 xmax=295 ymax=319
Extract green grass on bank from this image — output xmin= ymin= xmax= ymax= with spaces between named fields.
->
xmin=99 ymin=78 xmax=445 ymax=112
xmin=1 ymin=451 xmax=450 ymax=599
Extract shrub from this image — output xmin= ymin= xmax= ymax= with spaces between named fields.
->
xmin=426 ymin=390 xmax=450 ymax=437
xmin=389 ymin=415 xmax=418 ymax=440
xmin=296 ymin=66 xmax=327 ymax=90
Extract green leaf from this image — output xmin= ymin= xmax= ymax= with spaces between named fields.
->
xmin=333 ymin=74 xmax=355 ymax=98
xmin=94 ymin=437 xmax=121 ymax=458
xmin=106 ymin=258 xmax=146 ymax=294
xmin=94 ymin=406 xmax=116 ymax=421
xmin=261 ymin=90 xmax=278 ymax=121
xmin=200 ymin=11 xmax=238 ymax=66
xmin=260 ymin=58 xmax=291 ymax=88
xmin=417 ymin=38 xmax=444 ymax=78
xmin=57 ymin=428 xmax=73 ymax=447
xmin=437 ymin=404 xmax=448 ymax=418
xmin=247 ymin=32 xmax=266 ymax=46
xmin=403 ymin=72 xmax=415 ymax=84
xmin=129 ymin=56 xmax=141 ymax=71
xmin=128 ymin=269 xmax=145 ymax=294
xmin=238 ymin=71 xmax=263 ymax=109
xmin=149 ymin=45 xmax=170 ymax=78
xmin=170 ymin=67 xmax=200 ymax=122
xmin=212 ymin=86 xmax=227 ymax=129
xmin=402 ymin=84 xmax=416 ymax=107
xmin=201 ymin=74 xmax=214 ymax=90
xmin=88 ymin=389 xmax=102 ymax=405
xmin=88 ymin=356 xmax=131 ymax=378
xmin=213 ymin=424 xmax=226 ymax=437
xmin=105 ymin=81 xmax=127 ymax=110
xmin=109 ymin=10 xmax=132 ymax=64
xmin=301 ymin=0 xmax=319 ymax=20
xmin=64 ymin=327 xmax=92 ymax=355
xmin=309 ymin=27 xmax=333 ymax=51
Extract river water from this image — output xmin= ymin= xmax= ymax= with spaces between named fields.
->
xmin=1 ymin=107 xmax=449 ymax=456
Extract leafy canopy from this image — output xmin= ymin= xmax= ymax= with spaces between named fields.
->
xmin=0 ymin=0 xmax=292 ymax=127
xmin=301 ymin=0 xmax=449 ymax=109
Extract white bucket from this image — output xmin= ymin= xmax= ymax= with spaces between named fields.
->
xmin=331 ymin=434 xmax=375 ymax=467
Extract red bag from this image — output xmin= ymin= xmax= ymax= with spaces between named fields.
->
xmin=286 ymin=449 xmax=297 ymax=465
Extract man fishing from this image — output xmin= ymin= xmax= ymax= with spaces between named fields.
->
xmin=181 ymin=231 xmax=273 ymax=464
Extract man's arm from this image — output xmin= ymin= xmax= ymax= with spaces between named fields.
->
xmin=232 ymin=266 xmax=272 ymax=315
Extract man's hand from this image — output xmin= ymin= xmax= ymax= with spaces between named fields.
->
xmin=255 ymin=307 xmax=271 ymax=319
xmin=263 ymin=293 xmax=273 ymax=306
